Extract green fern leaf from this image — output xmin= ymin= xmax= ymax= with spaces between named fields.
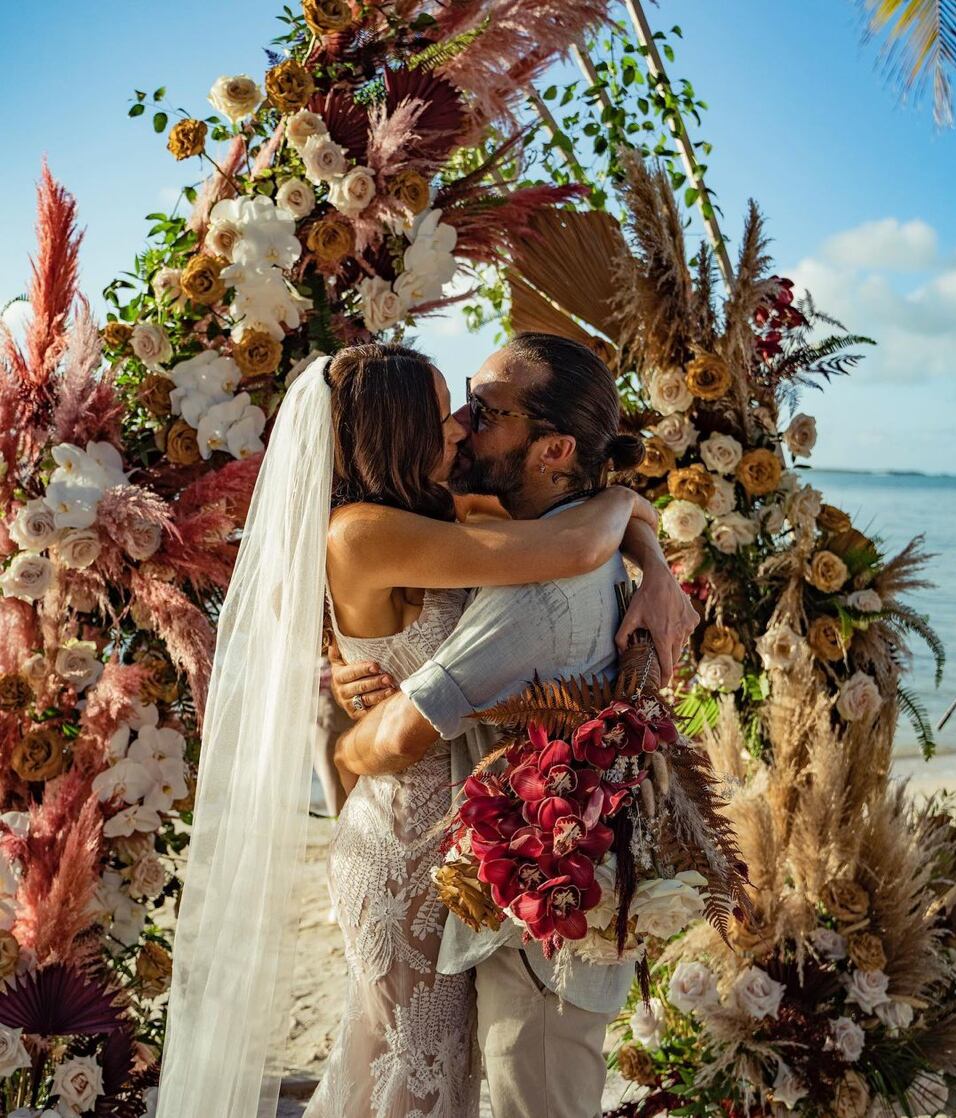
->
xmin=409 ymin=20 xmax=490 ymax=71
xmin=897 ymin=683 xmax=937 ymax=761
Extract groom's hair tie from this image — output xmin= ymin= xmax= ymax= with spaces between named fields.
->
xmin=505 ymin=332 xmax=645 ymax=485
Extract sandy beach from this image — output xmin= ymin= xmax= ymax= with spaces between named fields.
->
xmin=274 ymin=753 xmax=956 ymax=1116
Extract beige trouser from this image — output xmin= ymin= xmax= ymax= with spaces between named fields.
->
xmin=474 ymin=947 xmax=614 ymax=1118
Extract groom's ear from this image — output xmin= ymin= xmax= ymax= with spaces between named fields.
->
xmin=534 ymin=432 xmax=577 ymax=471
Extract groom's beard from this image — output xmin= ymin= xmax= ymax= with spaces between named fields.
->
xmin=449 ymin=444 xmax=529 ymax=504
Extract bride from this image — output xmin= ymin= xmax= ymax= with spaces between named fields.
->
xmin=155 ymin=343 xmax=654 ymax=1118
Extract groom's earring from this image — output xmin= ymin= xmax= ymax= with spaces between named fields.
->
xmin=538 ymin=464 xmax=547 ymax=474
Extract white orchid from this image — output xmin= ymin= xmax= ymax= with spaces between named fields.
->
xmin=141 ymin=756 xmax=189 ymax=813
xmin=196 ymin=393 xmax=266 ymax=460
xmin=91 ymin=758 xmax=154 ymax=805
xmin=102 ymin=804 xmax=163 ymax=839
xmin=168 ymin=350 xmax=242 ymax=428
xmin=128 ymin=724 xmax=186 ymax=763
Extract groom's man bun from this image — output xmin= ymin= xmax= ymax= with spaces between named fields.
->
xmin=504 ymin=332 xmax=644 ymax=486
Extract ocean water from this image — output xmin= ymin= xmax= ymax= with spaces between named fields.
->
xmin=807 ymin=470 xmax=956 ymax=761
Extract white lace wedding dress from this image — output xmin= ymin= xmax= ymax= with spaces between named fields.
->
xmin=305 ymin=588 xmax=480 ymax=1118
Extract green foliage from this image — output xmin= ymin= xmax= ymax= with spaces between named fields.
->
xmin=675 ymin=686 xmax=719 ymax=736
xmin=897 ymin=682 xmax=937 ymax=760
xmin=409 ymin=20 xmax=490 ymax=71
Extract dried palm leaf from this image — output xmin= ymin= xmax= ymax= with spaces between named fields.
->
xmin=508 ymin=208 xmax=628 ymax=339
xmin=507 ymin=270 xmax=598 ymax=347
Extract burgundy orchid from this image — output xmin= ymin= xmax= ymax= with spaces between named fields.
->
xmin=510 ymin=867 xmax=603 ymax=941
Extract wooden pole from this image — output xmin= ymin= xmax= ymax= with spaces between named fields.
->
xmin=620 ymin=0 xmax=735 ymax=291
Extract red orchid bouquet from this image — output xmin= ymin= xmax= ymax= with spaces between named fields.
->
xmin=434 ymin=627 xmax=751 ymax=978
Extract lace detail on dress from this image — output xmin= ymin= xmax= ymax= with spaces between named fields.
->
xmin=305 ymin=588 xmax=479 ymax=1118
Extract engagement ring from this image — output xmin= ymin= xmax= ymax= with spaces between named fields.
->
xmin=351 ymin=695 xmax=366 ymax=713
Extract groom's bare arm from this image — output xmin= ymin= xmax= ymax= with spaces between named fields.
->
xmin=334 ymin=690 xmax=436 ymax=776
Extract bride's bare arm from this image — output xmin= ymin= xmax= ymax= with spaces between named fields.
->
xmin=327 ymin=486 xmax=656 ymax=591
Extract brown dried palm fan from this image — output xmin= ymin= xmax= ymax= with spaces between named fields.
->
xmin=508 ymin=209 xmax=629 ymax=341
xmin=507 ymin=271 xmax=598 ymax=349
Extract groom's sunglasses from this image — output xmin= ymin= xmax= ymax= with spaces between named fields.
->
xmin=465 ymin=377 xmax=543 ymax=433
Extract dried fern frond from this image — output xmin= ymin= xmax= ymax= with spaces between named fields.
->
xmin=874 ymin=534 xmax=937 ymax=601
xmin=508 ymin=208 xmax=628 ymax=339
xmin=473 ymin=670 xmax=645 ymax=738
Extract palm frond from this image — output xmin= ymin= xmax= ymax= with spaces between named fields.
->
xmin=897 ymin=682 xmax=937 ymax=759
xmin=0 ymin=963 xmax=126 ymax=1036
xmin=506 ymin=270 xmax=600 ymax=348
xmin=883 ymin=603 xmax=946 ymax=686
xmin=862 ymin=0 xmax=956 ymax=127
xmin=674 ymin=688 xmax=721 ymax=737
xmin=766 ymin=333 xmax=876 ymax=387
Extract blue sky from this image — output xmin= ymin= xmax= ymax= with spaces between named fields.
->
xmin=2 ymin=0 xmax=954 ymax=472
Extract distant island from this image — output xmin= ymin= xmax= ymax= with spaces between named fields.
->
xmin=808 ymin=467 xmax=955 ymax=479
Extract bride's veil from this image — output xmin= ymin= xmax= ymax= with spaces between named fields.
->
xmin=156 ymin=355 xmax=334 ymax=1118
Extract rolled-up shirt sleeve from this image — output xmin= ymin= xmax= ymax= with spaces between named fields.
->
xmin=401 ymin=581 xmax=572 ymax=740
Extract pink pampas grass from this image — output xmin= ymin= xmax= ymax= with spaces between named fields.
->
xmin=130 ymin=573 xmax=215 ymax=720
xmin=14 ymin=786 xmax=103 ymax=966
xmin=365 ymin=97 xmax=429 ymax=178
xmin=0 ymin=598 xmax=40 ymax=674
xmin=51 ymin=296 xmax=124 ymax=448
xmin=174 ymin=452 xmax=261 ymax=522
xmin=96 ymin=484 xmax=177 ymax=560
xmin=74 ymin=661 xmax=153 ymax=776
xmin=22 ymin=161 xmax=82 ymax=390
xmin=433 ymin=0 xmax=610 ymax=126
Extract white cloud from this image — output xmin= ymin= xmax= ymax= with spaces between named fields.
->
xmin=822 ymin=218 xmax=938 ymax=271
xmin=788 ymin=217 xmax=956 ymax=384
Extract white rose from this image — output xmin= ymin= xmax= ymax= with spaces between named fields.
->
xmin=205 ymin=218 xmax=242 ymax=261
xmin=21 ymin=653 xmax=49 ymax=688
xmin=630 ymin=871 xmax=707 ymax=940
xmin=358 ymin=276 xmax=408 ymax=333
xmin=836 ymin=672 xmax=881 ymax=722
xmin=123 ymin=518 xmax=163 ymax=561
xmin=10 ymin=499 xmax=59 ymax=551
xmin=784 ymin=413 xmax=817 ymax=459
xmin=208 ymin=74 xmax=262 ymax=122
xmin=844 ymin=969 xmax=891 ymax=1014
xmin=275 ymin=177 xmax=316 ymax=219
xmin=809 ymin=926 xmax=847 ymax=960
xmin=845 ymin=589 xmax=882 ymax=613
xmin=667 ymin=961 xmax=719 ymax=1015
xmin=661 ymin=499 xmax=707 ymax=542
xmin=327 ymin=165 xmax=375 ymax=215
xmin=785 ymin=484 xmax=822 ymax=533
xmin=0 ymin=1024 xmax=31 ymax=1076
xmin=648 ymin=368 xmax=693 ymax=416
xmin=301 ymin=134 xmax=349 ymax=184
xmin=829 ymin=1016 xmax=865 ymax=1062
xmin=286 ymin=108 xmax=328 ymax=152
xmin=652 ymin=413 xmax=698 ymax=455
xmin=697 ymin=653 xmax=744 ymax=692
xmin=55 ymin=639 xmax=104 ymax=692
xmin=130 ymin=323 xmax=173 ymax=369
xmin=128 ymin=854 xmax=166 ymax=900
xmin=710 ymin=511 xmax=757 ymax=554
xmin=51 ymin=1055 xmax=104 ymax=1113
xmin=628 ymin=997 xmax=666 ymax=1049
xmin=1 ymin=554 xmax=54 ymax=601
xmin=151 ymin=267 xmax=186 ymax=309
xmin=874 ymin=999 xmax=914 ymax=1032
xmin=55 ymin=528 xmax=102 ymax=570
xmin=757 ymin=623 xmax=803 ymax=671
xmin=732 ymin=965 xmax=785 ymax=1019
xmin=706 ymin=476 xmax=736 ymax=517
xmin=700 ymin=432 xmax=743 ymax=475
xmin=772 ymin=1061 xmax=807 ymax=1110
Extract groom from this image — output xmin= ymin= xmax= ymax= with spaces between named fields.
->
xmin=332 ymin=332 xmax=696 ymax=1118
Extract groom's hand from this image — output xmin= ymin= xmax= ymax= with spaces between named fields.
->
xmin=328 ymin=639 xmax=396 ymax=720
xmin=616 ymin=560 xmax=699 ymax=683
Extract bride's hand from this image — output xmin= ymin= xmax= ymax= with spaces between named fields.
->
xmin=328 ymin=639 xmax=396 ymax=721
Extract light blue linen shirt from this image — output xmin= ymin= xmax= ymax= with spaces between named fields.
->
xmin=400 ymin=504 xmax=635 ymax=1014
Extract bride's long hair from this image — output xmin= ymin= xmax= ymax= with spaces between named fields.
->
xmin=327 ymin=342 xmax=455 ymax=522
